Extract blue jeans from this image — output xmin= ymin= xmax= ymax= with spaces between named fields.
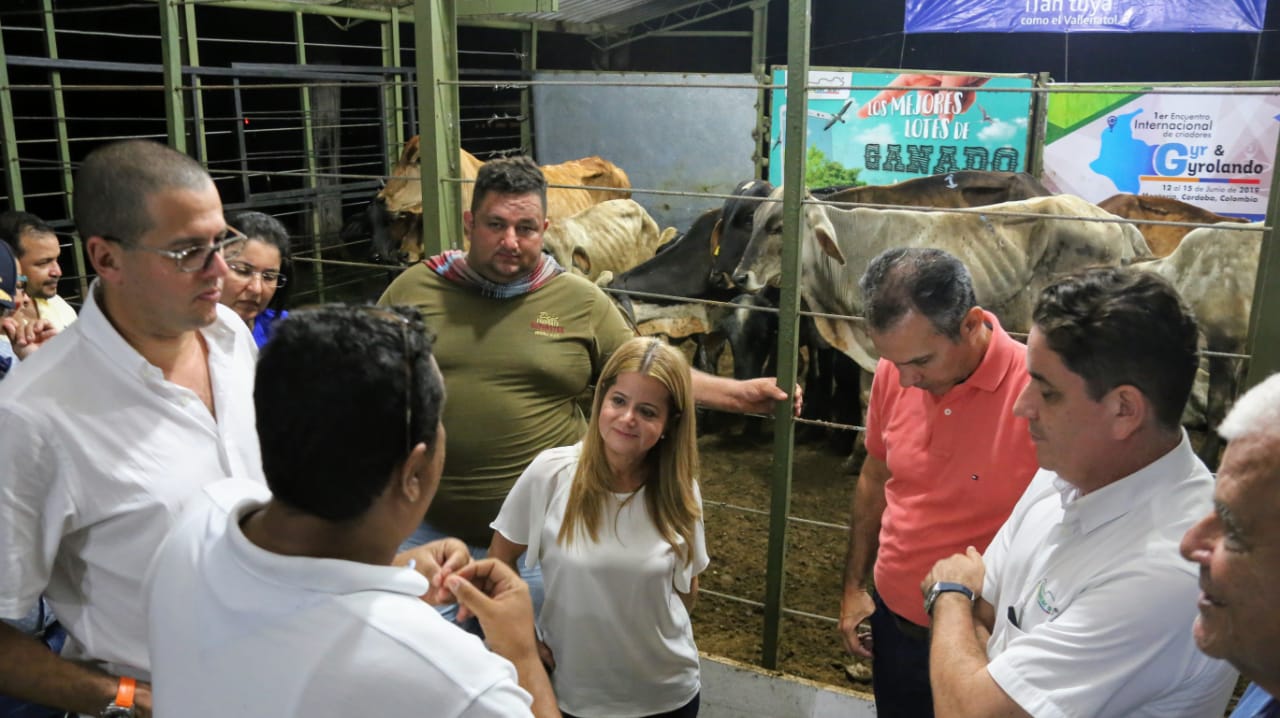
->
xmin=869 ymin=591 xmax=934 ymax=718
xmin=399 ymin=520 xmax=545 ymax=631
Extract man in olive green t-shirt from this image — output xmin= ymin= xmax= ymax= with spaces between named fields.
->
xmin=379 ymin=156 xmax=796 ymax=618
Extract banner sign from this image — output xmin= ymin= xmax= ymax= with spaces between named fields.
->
xmin=1042 ymin=87 xmax=1280 ymax=220
xmin=905 ymin=0 xmax=1267 ymax=34
xmin=768 ymin=69 xmax=1035 ymax=187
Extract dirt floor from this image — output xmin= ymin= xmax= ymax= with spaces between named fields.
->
xmin=690 ymin=414 xmax=873 ymax=697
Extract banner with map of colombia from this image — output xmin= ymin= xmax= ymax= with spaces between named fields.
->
xmin=768 ymin=69 xmax=1036 ymax=187
xmin=1042 ymin=88 xmax=1280 ymax=220
xmin=906 ymin=0 xmax=1266 ymax=33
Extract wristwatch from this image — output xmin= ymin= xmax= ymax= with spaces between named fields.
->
xmin=924 ymin=581 xmax=976 ymax=616
xmin=100 ymin=676 xmax=136 ymax=718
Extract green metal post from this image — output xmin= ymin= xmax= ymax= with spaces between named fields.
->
xmin=1027 ymin=72 xmax=1051 ymax=178
xmin=415 ymin=0 xmax=463 ymax=253
xmin=294 ymin=11 xmax=325 ymax=301
xmin=0 ymin=17 xmax=24 ymax=212
xmin=1243 ymin=126 xmax=1280 ymax=390
xmin=520 ymin=26 xmax=537 ymax=154
xmin=183 ymin=1 xmax=208 ymax=163
xmin=382 ymin=6 xmax=404 ymax=170
xmin=751 ymin=1 xmax=768 ymax=179
xmin=158 ymin=0 xmax=187 ymax=152
xmin=761 ymin=0 xmax=809 ymax=670
xmin=40 ymin=0 xmax=88 ymax=298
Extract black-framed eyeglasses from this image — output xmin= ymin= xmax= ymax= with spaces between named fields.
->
xmin=104 ymin=225 xmax=249 ymax=274
xmin=14 ymin=275 xmax=27 ymax=294
xmin=227 ymin=261 xmax=288 ymax=288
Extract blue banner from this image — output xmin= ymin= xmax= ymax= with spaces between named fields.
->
xmin=906 ymin=0 xmax=1267 ymax=33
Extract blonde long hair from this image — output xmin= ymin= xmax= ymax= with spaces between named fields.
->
xmin=557 ymin=337 xmax=702 ymax=566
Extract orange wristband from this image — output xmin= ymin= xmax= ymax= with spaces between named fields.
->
xmin=114 ymin=677 xmax=136 ymax=709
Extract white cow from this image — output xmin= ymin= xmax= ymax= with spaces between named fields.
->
xmin=542 ymin=199 xmax=676 ymax=282
xmin=732 ymin=187 xmax=1152 ymax=373
xmin=1135 ymin=221 xmax=1263 ymax=456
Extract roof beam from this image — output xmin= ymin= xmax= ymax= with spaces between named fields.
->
xmin=588 ymin=0 xmax=759 ymax=51
xmin=456 ymin=0 xmax=558 ymax=16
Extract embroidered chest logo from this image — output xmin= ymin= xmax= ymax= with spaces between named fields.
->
xmin=1034 ymin=578 xmax=1062 ymax=619
xmin=531 ymin=312 xmax=565 ymax=337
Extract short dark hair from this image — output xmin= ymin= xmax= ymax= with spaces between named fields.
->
xmin=226 ymin=210 xmax=292 ymax=312
xmin=859 ymin=247 xmax=978 ymax=340
xmin=73 ymin=139 xmax=212 ymax=243
xmin=0 ymin=211 xmax=56 ymax=259
xmin=470 ymin=155 xmax=546 ymax=215
xmin=1033 ymin=266 xmax=1199 ymax=431
xmin=254 ymin=304 xmax=445 ymax=522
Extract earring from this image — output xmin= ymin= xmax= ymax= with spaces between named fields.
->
xmin=660 ymin=433 xmax=667 ymax=440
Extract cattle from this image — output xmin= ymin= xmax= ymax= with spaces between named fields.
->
xmin=733 ymin=188 xmax=1152 ymax=375
xmin=540 ymin=199 xmax=675 ymax=283
xmin=369 ymin=137 xmax=631 ymax=264
xmin=824 ymin=170 xmax=1052 ymax=208
xmin=1134 ymin=221 xmax=1262 ymax=460
xmin=607 ymin=179 xmax=774 ymax=309
xmin=1098 ymin=193 xmax=1250 ymax=257
xmin=708 ymin=171 xmax=1051 ymax=291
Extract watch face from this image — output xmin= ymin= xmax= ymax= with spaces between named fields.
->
xmin=924 ymin=586 xmax=940 ymax=614
xmin=101 ymin=707 xmax=135 ymax=718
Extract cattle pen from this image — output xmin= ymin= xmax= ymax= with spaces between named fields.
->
xmin=3 ymin=1 xmax=1280 ymax=713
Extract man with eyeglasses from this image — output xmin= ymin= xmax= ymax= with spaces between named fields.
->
xmin=0 ymin=139 xmax=266 ymax=717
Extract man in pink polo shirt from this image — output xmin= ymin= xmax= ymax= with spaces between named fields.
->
xmin=838 ymin=247 xmax=1038 ymax=717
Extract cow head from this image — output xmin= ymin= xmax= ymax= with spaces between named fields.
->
xmin=378 ymin=136 xmax=425 ymax=213
xmin=732 ymin=186 xmax=842 ymax=291
xmin=708 ymin=179 xmax=775 ymax=290
xmin=368 ymin=137 xmax=426 ymax=265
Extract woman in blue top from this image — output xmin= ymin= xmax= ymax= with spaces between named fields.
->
xmin=221 ymin=210 xmax=291 ymax=347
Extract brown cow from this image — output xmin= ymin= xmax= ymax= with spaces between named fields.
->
xmin=369 ymin=136 xmax=631 ymax=264
xmin=1097 ymin=193 xmax=1248 ymax=257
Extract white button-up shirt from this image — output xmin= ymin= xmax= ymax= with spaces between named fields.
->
xmin=982 ymin=433 xmax=1238 ymax=718
xmin=0 ymin=283 xmax=264 ymax=680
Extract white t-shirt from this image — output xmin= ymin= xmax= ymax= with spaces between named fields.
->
xmin=492 ymin=443 xmax=709 ymax=718
xmin=982 ymin=433 xmax=1238 ymax=718
xmin=0 ymin=285 xmax=264 ymax=679
xmin=146 ymin=478 xmax=534 ymax=717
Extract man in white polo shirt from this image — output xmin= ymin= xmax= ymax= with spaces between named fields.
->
xmin=922 ymin=267 xmax=1238 ymax=718
xmin=146 ymin=305 xmax=558 ymax=717
xmin=0 ymin=139 xmax=263 ymax=717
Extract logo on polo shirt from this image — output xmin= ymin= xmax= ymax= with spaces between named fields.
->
xmin=531 ymin=312 xmax=564 ymax=337
xmin=1034 ymin=578 xmax=1062 ymax=619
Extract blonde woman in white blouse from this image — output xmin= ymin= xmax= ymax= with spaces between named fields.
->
xmin=490 ymin=337 xmax=708 ymax=718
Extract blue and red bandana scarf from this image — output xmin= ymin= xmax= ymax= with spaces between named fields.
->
xmin=424 ymin=250 xmax=564 ymax=299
